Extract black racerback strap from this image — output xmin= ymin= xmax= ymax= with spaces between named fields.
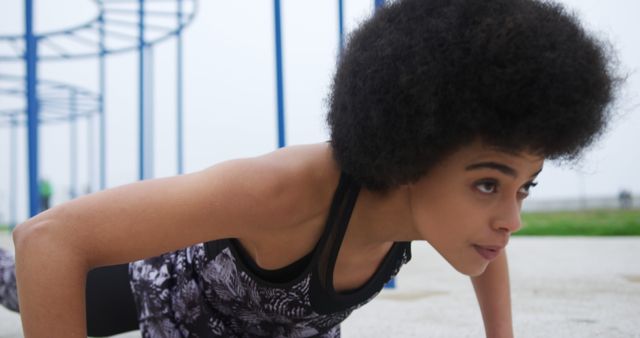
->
xmin=310 ymin=172 xmax=411 ymax=314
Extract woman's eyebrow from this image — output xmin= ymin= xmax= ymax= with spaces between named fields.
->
xmin=465 ymin=162 xmax=517 ymax=177
xmin=465 ymin=162 xmax=543 ymax=179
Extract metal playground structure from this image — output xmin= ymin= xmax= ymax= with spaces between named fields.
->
xmin=0 ymin=0 xmax=385 ymax=227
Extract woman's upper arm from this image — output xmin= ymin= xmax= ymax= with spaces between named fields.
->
xmin=14 ymin=155 xmax=302 ymax=268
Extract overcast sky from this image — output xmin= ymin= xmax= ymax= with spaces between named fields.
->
xmin=0 ymin=0 xmax=639 ymax=223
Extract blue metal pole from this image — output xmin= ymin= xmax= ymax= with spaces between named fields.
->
xmin=9 ymin=117 xmax=17 ymax=228
xmin=98 ymin=1 xmax=107 ymax=190
xmin=145 ymin=47 xmax=154 ymax=179
xmin=338 ymin=0 xmax=344 ymax=55
xmin=273 ymin=0 xmax=286 ymax=148
xmin=375 ymin=0 xmax=385 ymax=9
xmin=176 ymin=0 xmax=184 ymax=174
xmin=25 ymin=0 xmax=40 ymax=216
xmin=69 ymin=89 xmax=78 ymax=199
xmin=138 ymin=0 xmax=145 ymax=180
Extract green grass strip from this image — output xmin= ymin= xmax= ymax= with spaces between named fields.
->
xmin=517 ymin=209 xmax=640 ymax=236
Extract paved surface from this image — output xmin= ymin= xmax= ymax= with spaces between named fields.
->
xmin=1 ymin=232 xmax=639 ymax=338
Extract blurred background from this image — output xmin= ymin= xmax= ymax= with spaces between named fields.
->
xmin=0 ymin=0 xmax=638 ymax=229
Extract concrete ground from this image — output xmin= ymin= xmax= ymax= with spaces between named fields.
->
xmin=1 ymin=233 xmax=639 ymax=338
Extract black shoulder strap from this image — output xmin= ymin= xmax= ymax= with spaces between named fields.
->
xmin=310 ymin=173 xmax=412 ymax=314
xmin=315 ymin=173 xmax=361 ymax=292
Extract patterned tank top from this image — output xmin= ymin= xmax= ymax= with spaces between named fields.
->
xmin=128 ymin=173 xmax=412 ymax=337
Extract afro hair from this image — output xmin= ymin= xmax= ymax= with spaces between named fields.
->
xmin=327 ymin=0 xmax=617 ymax=190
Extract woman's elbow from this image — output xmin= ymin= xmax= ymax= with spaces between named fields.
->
xmin=13 ymin=216 xmax=57 ymax=255
xmin=13 ymin=208 xmax=77 ymax=257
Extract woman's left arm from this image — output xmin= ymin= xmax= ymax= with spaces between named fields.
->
xmin=470 ymin=250 xmax=514 ymax=338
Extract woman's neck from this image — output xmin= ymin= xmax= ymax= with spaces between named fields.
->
xmin=346 ymin=185 xmax=422 ymax=250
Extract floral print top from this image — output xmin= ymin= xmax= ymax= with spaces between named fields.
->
xmin=128 ymin=173 xmax=412 ymax=337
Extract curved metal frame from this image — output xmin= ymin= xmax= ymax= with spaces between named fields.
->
xmin=3 ymin=0 xmax=380 ymax=226
xmin=0 ymin=0 xmax=198 ymax=62
xmin=0 ymin=0 xmax=197 ymax=223
xmin=0 ymin=74 xmax=100 ymax=126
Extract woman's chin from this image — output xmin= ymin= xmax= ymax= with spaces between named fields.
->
xmin=434 ymin=250 xmax=488 ymax=277
xmin=451 ymin=260 xmax=489 ymax=277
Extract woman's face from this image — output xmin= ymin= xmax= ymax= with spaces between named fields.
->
xmin=408 ymin=142 xmax=544 ymax=276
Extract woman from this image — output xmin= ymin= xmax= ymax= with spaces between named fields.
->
xmin=1 ymin=0 xmax=616 ymax=336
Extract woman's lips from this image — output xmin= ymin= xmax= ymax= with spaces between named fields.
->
xmin=473 ymin=245 xmax=503 ymax=260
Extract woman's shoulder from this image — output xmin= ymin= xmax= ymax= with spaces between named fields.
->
xmin=220 ymin=143 xmax=342 ymax=261
xmin=194 ymin=143 xmax=341 ymax=237
xmin=259 ymin=143 xmax=340 ymax=186
xmin=250 ymin=143 xmax=342 ymax=226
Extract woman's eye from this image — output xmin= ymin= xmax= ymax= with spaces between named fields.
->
xmin=518 ymin=181 xmax=539 ymax=197
xmin=475 ymin=181 xmax=497 ymax=194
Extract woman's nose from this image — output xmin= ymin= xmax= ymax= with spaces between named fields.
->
xmin=492 ymin=201 xmax=522 ymax=234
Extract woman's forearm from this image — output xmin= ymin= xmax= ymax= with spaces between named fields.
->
xmin=470 ymin=250 xmax=514 ymax=338
xmin=14 ymin=218 xmax=89 ymax=338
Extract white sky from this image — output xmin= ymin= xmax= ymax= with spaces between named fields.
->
xmin=0 ymin=0 xmax=639 ymax=223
